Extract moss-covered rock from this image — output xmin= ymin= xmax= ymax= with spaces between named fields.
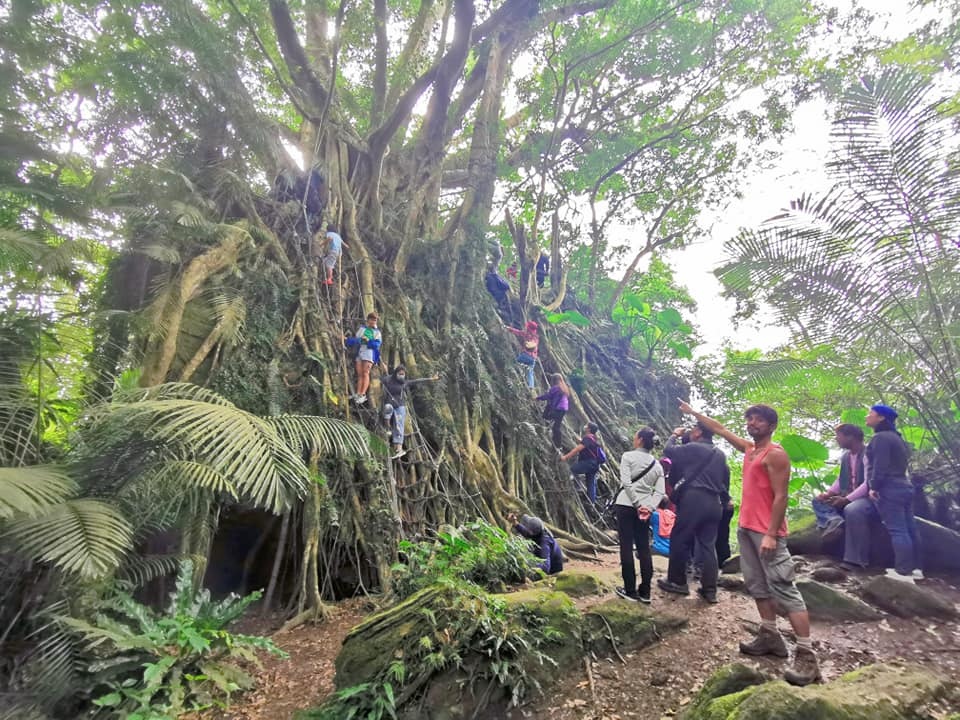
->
xmin=796 ymin=580 xmax=881 ymax=622
xmin=684 ymin=664 xmax=958 ymax=720
xmin=680 ymin=664 xmax=767 ymax=720
xmin=860 ymin=576 xmax=959 ymax=620
xmin=551 ymin=569 xmax=607 ymax=597
xmin=583 ymin=598 xmax=686 ymax=654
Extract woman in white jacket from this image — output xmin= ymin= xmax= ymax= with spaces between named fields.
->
xmin=615 ymin=427 xmax=666 ymax=603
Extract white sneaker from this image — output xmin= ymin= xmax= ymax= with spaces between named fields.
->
xmin=912 ymin=569 xmax=925 ymax=580
xmin=885 ymin=569 xmax=915 ymax=584
xmin=391 ymin=449 xmax=406 ymax=459
xmin=355 ymin=394 xmax=367 ymax=405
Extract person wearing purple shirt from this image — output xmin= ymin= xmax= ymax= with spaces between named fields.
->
xmin=812 ymin=424 xmax=868 ymax=542
xmin=536 ymin=373 xmax=570 ymax=448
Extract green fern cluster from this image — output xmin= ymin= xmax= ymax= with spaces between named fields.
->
xmin=63 ymin=560 xmax=285 ymax=719
xmin=389 ymin=520 xmax=541 ymax=599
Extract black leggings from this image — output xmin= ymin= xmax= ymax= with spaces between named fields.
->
xmin=544 ymin=408 xmax=566 ymax=448
xmin=616 ymin=504 xmax=652 ymax=595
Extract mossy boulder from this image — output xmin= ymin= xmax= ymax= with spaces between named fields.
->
xmin=583 ymin=597 xmax=687 ymax=654
xmin=796 ymin=580 xmax=881 ymax=622
xmin=684 ymin=663 xmax=958 ymax=720
xmin=550 ymin=569 xmax=607 ymax=597
xmin=680 ymin=664 xmax=767 ymax=720
xmin=860 ymin=576 xmax=959 ymax=620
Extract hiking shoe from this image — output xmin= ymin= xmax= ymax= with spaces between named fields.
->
xmin=885 ymin=569 xmax=915 ymax=584
xmin=615 ymin=587 xmax=640 ymax=602
xmin=739 ymin=626 xmax=788 ymax=658
xmin=657 ymin=578 xmax=690 ymax=596
xmin=697 ymin=587 xmax=719 ymax=604
xmin=784 ymin=647 xmax=821 ymax=686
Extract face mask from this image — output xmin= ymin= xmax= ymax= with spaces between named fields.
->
xmin=396 ymin=374 xmax=406 ymax=380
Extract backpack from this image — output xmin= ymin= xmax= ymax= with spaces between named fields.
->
xmin=596 ymin=445 xmax=608 ymax=464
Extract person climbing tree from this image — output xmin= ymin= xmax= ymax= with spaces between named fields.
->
xmin=345 ymin=312 xmax=381 ymax=405
xmin=536 ymin=373 xmax=569 ymax=448
xmin=506 ymin=261 xmax=518 ymax=280
xmin=614 ymin=427 xmax=665 ymax=603
xmin=484 ymin=266 xmax=511 ymax=317
xmin=506 ymin=320 xmax=539 ymax=390
xmin=507 ymin=513 xmax=564 ymax=575
xmin=321 ymin=224 xmax=348 ymax=286
xmin=381 ymin=365 xmax=440 ymax=459
xmin=560 ymin=421 xmax=605 ymax=504
xmin=489 ymin=237 xmax=504 ymax=269
xmin=536 ymin=251 xmax=550 ymax=288
xmin=270 ymin=164 xmax=328 ymax=235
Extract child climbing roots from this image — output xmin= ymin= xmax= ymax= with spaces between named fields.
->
xmin=346 ymin=312 xmax=381 ymax=404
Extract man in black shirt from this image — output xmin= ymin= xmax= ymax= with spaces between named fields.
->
xmin=657 ymin=422 xmax=730 ymax=602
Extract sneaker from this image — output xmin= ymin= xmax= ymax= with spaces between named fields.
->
xmin=697 ymin=587 xmax=719 ymax=604
xmin=657 ymin=578 xmax=690 ymax=596
xmin=783 ymin=647 xmax=821 ymax=686
xmin=739 ymin=626 xmax=789 ymax=658
xmin=355 ymin=394 xmax=367 ymax=405
xmin=637 ymin=587 xmax=652 ymax=604
xmin=885 ymin=569 xmax=915 ymax=584
xmin=912 ymin=569 xmax=925 ymax=580
xmin=391 ymin=448 xmax=406 ymax=459
xmin=615 ymin=587 xmax=640 ymax=602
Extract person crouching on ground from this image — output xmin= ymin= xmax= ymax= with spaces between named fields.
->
xmin=677 ymin=400 xmax=820 ymax=687
xmin=507 ymin=513 xmax=564 ymax=575
xmin=614 ymin=427 xmax=665 ymax=603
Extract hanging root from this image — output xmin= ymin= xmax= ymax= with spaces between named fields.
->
xmin=276 ymin=603 xmax=334 ymax=634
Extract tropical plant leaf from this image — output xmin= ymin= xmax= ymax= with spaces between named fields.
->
xmin=3 ymin=499 xmax=133 ymax=578
xmin=0 ymin=466 xmax=77 ymax=519
xmin=779 ymin=434 xmax=829 ymax=469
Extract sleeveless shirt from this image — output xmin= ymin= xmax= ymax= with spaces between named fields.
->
xmin=739 ymin=443 xmax=788 ymax=537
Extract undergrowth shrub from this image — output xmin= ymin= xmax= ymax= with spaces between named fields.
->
xmin=390 ymin=520 xmax=540 ymax=599
xmin=297 ymin=580 xmax=575 ymax=720
xmin=63 ymin=560 xmax=285 ymax=718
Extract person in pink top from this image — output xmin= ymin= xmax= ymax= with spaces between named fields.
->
xmin=812 ymin=424 xmax=867 ymax=541
xmin=677 ymin=400 xmax=820 ymax=687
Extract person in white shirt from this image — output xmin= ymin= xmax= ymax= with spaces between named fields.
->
xmin=614 ymin=427 xmax=665 ymax=603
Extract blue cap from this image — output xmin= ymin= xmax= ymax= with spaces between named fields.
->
xmin=870 ymin=404 xmax=898 ymax=421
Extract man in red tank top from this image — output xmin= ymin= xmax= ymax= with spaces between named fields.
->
xmin=678 ymin=400 xmax=820 ymax=687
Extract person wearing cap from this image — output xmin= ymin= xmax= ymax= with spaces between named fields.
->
xmin=506 ymin=320 xmax=540 ymax=389
xmin=841 ymin=404 xmax=919 ymax=581
xmin=507 ymin=513 xmax=563 ymax=575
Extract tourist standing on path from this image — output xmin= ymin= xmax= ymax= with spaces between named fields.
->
xmin=560 ymin=422 xmax=604 ymax=504
xmin=866 ymin=404 xmax=918 ymax=581
xmin=536 ymin=373 xmax=569 ymax=448
xmin=658 ymin=422 xmax=729 ymax=603
xmin=812 ymin=424 xmax=868 ymax=541
xmin=347 ymin=312 xmax=381 ymax=404
xmin=381 ymin=365 xmax=439 ymax=459
xmin=506 ymin=320 xmax=539 ymax=389
xmin=676 ymin=400 xmax=820 ymax=687
xmin=614 ymin=427 xmax=665 ymax=603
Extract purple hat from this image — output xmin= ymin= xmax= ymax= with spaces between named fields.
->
xmin=870 ymin=404 xmax=898 ymax=422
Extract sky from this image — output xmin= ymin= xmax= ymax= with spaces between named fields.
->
xmin=657 ymin=1 xmax=932 ymax=358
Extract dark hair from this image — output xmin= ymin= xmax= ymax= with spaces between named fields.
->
xmin=327 ymin=224 xmax=336 ymax=233
xmin=392 ymin=365 xmax=406 ymax=377
xmin=636 ymin=426 xmax=656 ymax=450
xmin=586 ymin=422 xmax=599 ymax=434
xmin=744 ymin=404 xmax=778 ymax=427
xmin=695 ymin=421 xmax=714 ymax=441
xmin=835 ymin=423 xmax=864 ymax=442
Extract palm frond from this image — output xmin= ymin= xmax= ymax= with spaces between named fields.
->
xmin=0 ymin=465 xmax=77 ymax=519
xmin=268 ymin=415 xmax=372 ymax=459
xmin=2 ymin=499 xmax=133 ymax=578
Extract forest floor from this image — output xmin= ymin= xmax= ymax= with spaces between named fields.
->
xmin=199 ymin=553 xmax=960 ymax=720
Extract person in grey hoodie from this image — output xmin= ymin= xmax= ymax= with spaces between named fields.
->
xmin=614 ymin=427 xmax=666 ymax=603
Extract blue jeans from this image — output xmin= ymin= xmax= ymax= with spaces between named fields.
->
xmin=516 ymin=353 xmax=535 ymax=388
xmin=812 ymin=497 xmax=843 ymax=528
xmin=570 ymin=459 xmax=600 ymax=502
xmin=384 ymin=404 xmax=407 ymax=445
xmin=876 ymin=483 xmax=919 ymax=575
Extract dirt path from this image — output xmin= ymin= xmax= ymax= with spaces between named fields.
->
xmin=207 ymin=555 xmax=960 ymax=719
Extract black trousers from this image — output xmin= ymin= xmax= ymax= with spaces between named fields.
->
xmin=616 ymin=504 xmax=652 ymax=595
xmin=715 ymin=502 xmax=735 ymax=567
xmin=666 ymin=487 xmax=722 ymax=592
